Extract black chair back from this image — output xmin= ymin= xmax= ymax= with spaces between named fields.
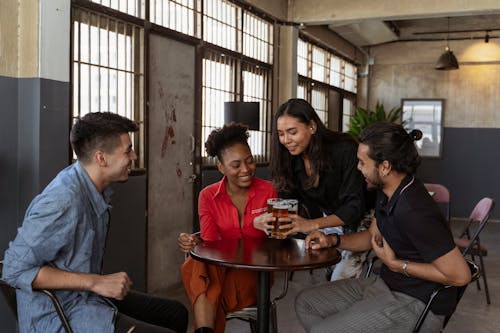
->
xmin=0 ymin=261 xmax=18 ymax=319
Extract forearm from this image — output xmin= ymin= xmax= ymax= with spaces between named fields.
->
xmin=336 ymin=230 xmax=372 ymax=252
xmin=309 ymin=214 xmax=345 ymax=231
xmin=385 ymin=247 xmax=471 ymax=286
xmin=32 ymin=265 xmax=97 ymax=292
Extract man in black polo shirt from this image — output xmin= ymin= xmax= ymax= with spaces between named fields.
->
xmin=295 ymin=122 xmax=471 ymax=333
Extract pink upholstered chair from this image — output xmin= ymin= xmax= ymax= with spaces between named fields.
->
xmin=454 ymin=197 xmax=495 ymax=304
xmin=424 ymin=183 xmax=450 ymax=224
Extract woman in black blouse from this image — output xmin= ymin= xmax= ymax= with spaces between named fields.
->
xmin=268 ymin=98 xmax=368 ymax=279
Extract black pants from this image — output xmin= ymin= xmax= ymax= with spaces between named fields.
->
xmin=112 ymin=290 xmax=188 ymax=333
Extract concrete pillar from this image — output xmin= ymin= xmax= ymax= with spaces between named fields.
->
xmin=276 ymin=25 xmax=298 ymax=105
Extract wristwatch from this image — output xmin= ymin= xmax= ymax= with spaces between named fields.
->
xmin=402 ymin=261 xmax=410 ymax=277
xmin=330 ymin=233 xmax=341 ymax=248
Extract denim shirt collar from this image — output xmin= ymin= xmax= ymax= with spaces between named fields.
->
xmin=75 ymin=161 xmax=113 ymax=216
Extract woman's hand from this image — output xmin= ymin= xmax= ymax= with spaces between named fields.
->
xmin=178 ymin=233 xmax=201 ymax=253
xmin=253 ymin=212 xmax=275 ymax=235
xmin=282 ymin=214 xmax=316 ymax=236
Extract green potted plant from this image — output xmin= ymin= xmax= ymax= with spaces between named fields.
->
xmin=348 ymin=101 xmax=404 ymax=139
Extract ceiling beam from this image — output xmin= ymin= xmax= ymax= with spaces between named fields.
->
xmin=290 ymin=0 xmax=500 ymax=25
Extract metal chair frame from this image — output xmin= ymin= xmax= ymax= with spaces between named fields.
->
xmin=0 ymin=261 xmax=73 ymax=333
xmin=365 ymin=258 xmax=480 ymax=333
xmin=454 ymin=197 xmax=495 ymax=304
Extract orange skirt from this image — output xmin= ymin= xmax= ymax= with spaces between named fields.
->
xmin=181 ymin=257 xmax=259 ymax=333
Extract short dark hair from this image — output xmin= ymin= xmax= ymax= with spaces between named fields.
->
xmin=70 ymin=112 xmax=138 ymax=164
xmin=359 ymin=122 xmax=422 ymax=175
xmin=205 ymin=122 xmax=250 ymax=162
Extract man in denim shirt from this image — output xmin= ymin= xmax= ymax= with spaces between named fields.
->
xmin=2 ymin=112 xmax=187 ymax=333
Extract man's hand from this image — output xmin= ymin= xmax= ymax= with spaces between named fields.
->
xmin=89 ymin=272 xmax=132 ymax=300
xmin=305 ymin=230 xmax=333 ymax=250
xmin=178 ymin=233 xmax=201 ymax=253
xmin=252 ymin=213 xmax=275 ymax=235
xmin=371 ymin=234 xmax=398 ymax=269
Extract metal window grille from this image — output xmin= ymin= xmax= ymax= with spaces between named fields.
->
xmin=150 ymin=0 xmax=201 ymax=37
xmin=311 ymin=45 xmax=327 ymax=83
xmin=91 ymin=0 xmax=145 ymax=18
xmin=203 ymin=0 xmax=241 ymax=52
xmin=342 ymin=97 xmax=355 ymax=132
xmin=201 ymin=52 xmax=238 ymax=163
xmin=344 ymin=62 xmax=357 ymax=93
xmin=242 ymin=11 xmax=273 ymax=64
xmin=311 ymin=85 xmax=328 ymax=126
xmin=297 ymin=80 xmax=307 ymax=100
xmin=329 ymin=55 xmax=342 ymax=87
xmin=242 ymin=63 xmax=271 ymax=163
xmin=72 ymin=7 xmax=145 ymax=168
xmin=297 ymin=39 xmax=309 ymax=77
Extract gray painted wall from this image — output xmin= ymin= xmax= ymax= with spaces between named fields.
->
xmin=0 ymin=75 xmax=19 ymax=333
xmin=418 ymin=127 xmax=500 ymax=219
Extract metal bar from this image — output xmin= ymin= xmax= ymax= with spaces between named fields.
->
xmin=257 ymin=271 xmax=270 ymax=333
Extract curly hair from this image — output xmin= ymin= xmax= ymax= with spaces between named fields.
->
xmin=270 ymin=98 xmax=355 ymax=194
xmin=205 ymin=122 xmax=250 ymax=162
xmin=359 ymin=122 xmax=422 ymax=175
xmin=70 ymin=112 xmax=138 ymax=164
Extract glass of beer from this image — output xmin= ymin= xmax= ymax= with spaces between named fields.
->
xmin=267 ymin=198 xmax=280 ymax=214
xmin=271 ymin=200 xmax=289 ymax=239
xmin=287 ymin=199 xmax=298 ymax=215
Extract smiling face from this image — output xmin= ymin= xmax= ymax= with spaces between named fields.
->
xmin=276 ymin=114 xmax=316 ymax=156
xmin=217 ymin=142 xmax=256 ymax=189
xmin=104 ymin=133 xmax=137 ymax=183
xmin=357 ymin=143 xmax=384 ymax=189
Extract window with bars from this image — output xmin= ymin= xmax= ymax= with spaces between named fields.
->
xmin=201 ymin=52 xmax=271 ymax=164
xmin=342 ymin=97 xmax=355 ymax=132
xmin=201 ymin=1 xmax=273 ymax=165
xmin=203 ymin=0 xmax=241 ymax=52
xmin=72 ymin=7 xmax=145 ymax=168
xmin=297 ymin=38 xmax=357 ymax=129
xmin=91 ymin=0 xmax=145 ymax=18
xmin=150 ymin=0 xmax=201 ymax=37
xmin=80 ymin=0 xmax=274 ymax=166
xmin=311 ymin=86 xmax=328 ymax=126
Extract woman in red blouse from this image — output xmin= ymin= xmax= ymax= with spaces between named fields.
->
xmin=178 ymin=123 xmax=276 ymax=333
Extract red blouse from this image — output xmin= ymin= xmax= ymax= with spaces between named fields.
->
xmin=198 ymin=177 xmax=277 ymax=241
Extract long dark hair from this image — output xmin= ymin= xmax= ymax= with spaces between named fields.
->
xmin=359 ymin=122 xmax=422 ymax=174
xmin=270 ymin=99 xmax=354 ymax=193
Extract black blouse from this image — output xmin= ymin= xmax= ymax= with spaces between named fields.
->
xmin=287 ymin=139 xmax=365 ymax=231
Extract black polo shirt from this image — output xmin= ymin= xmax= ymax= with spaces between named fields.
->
xmin=288 ymin=139 xmax=365 ymax=231
xmin=376 ymin=175 xmax=457 ymax=315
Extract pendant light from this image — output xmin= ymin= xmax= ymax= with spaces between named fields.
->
xmin=435 ymin=17 xmax=459 ymax=70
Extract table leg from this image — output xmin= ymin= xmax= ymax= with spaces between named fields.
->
xmin=257 ymin=271 xmax=270 ymax=333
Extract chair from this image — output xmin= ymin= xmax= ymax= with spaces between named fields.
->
xmin=413 ymin=259 xmax=480 ymax=332
xmin=453 ymin=197 xmax=495 ymax=304
xmin=0 ymin=261 xmax=74 ymax=333
xmin=226 ymin=272 xmax=289 ymax=333
xmin=424 ymin=183 xmax=451 ymax=224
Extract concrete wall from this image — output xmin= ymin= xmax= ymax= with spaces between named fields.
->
xmin=369 ymin=38 xmax=500 ymax=218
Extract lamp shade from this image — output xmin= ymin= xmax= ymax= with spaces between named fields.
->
xmin=435 ymin=49 xmax=459 ymax=70
xmin=224 ymin=102 xmax=260 ymax=130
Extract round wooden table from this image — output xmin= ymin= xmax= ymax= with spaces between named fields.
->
xmin=190 ymin=237 xmax=341 ymax=333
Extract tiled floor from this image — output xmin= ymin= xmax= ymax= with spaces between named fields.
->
xmin=166 ymin=220 xmax=499 ymax=332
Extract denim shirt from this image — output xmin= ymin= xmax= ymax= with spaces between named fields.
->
xmin=2 ymin=162 xmax=117 ymax=333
